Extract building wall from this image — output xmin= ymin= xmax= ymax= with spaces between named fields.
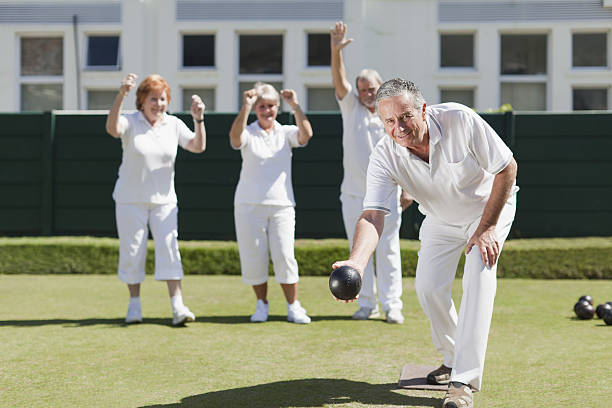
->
xmin=0 ymin=0 xmax=611 ymax=112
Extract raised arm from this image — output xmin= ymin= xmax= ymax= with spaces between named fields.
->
xmin=281 ymin=89 xmax=313 ymax=145
xmin=185 ymin=94 xmax=207 ymax=153
xmin=106 ymin=73 xmax=137 ymax=138
xmin=330 ymin=21 xmax=353 ymax=101
xmin=229 ymin=89 xmax=257 ymax=149
xmin=466 ymin=158 xmax=518 ymax=266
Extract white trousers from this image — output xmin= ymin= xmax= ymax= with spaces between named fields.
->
xmin=341 ymin=192 xmax=403 ymax=312
xmin=234 ymin=204 xmax=299 ymax=285
xmin=415 ymin=197 xmax=516 ymax=391
xmin=115 ymin=202 xmax=184 ymax=284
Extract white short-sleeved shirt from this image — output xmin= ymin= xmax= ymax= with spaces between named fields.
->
xmin=112 ymin=111 xmax=195 ymax=204
xmin=337 ymin=85 xmax=390 ymax=198
xmin=364 ymin=103 xmax=519 ymax=226
xmin=233 ymin=120 xmax=305 ymax=206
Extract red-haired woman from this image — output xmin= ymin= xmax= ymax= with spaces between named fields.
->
xmin=106 ymin=73 xmax=206 ymax=326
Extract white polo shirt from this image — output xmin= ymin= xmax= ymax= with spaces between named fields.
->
xmin=233 ymin=120 xmax=305 ymax=206
xmin=363 ymin=103 xmax=519 ymax=226
xmin=338 ymin=85 xmax=388 ymax=198
xmin=112 ymin=111 xmax=195 ymax=204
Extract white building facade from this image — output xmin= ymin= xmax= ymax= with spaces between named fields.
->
xmin=1 ymin=0 xmax=611 ymax=113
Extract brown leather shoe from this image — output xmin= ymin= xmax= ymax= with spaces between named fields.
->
xmin=443 ymin=382 xmax=473 ymax=408
xmin=426 ymin=364 xmax=452 ymax=385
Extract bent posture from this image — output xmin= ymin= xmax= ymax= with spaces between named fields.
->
xmin=333 ymin=79 xmax=518 ymax=408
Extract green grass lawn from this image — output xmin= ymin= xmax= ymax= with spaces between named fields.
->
xmin=1 ymin=275 xmax=610 ymax=407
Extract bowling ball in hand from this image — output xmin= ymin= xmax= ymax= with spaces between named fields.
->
xmin=329 ymin=265 xmax=362 ymax=301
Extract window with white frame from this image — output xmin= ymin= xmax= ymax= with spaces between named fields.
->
xmin=87 ymin=90 xmax=116 ymax=110
xmin=572 ymin=33 xmax=607 ymax=68
xmin=182 ymin=34 xmax=215 ymax=67
xmin=573 ymin=88 xmax=608 ymax=110
xmin=307 ymin=33 xmax=331 ymax=67
xmin=440 ymin=88 xmax=475 ymax=107
xmin=20 ymin=37 xmax=63 ymax=111
xmin=307 ymin=87 xmax=338 ymax=111
xmin=238 ymin=34 xmax=283 ymax=108
xmin=86 ymin=35 xmax=120 ymax=69
xmin=440 ymin=34 xmax=474 ymax=68
xmin=182 ymin=88 xmax=216 ymax=112
xmin=500 ymin=34 xmax=547 ymax=110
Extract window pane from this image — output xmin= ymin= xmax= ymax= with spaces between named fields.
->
xmin=238 ymin=81 xmax=282 ymax=107
xmin=440 ymin=34 xmax=474 ymax=67
xmin=500 ymin=82 xmax=546 ymax=110
xmin=573 ymin=33 xmax=607 ymax=67
xmin=239 ymin=35 xmax=283 ymax=74
xmin=307 ymin=87 xmax=338 ymax=111
xmin=501 ymin=35 xmax=547 ymax=75
xmin=182 ymin=88 xmax=216 ymax=112
xmin=183 ymin=35 xmax=215 ymax=67
xmin=308 ymin=33 xmax=331 ymax=66
xmin=87 ymin=36 xmax=119 ymax=67
xmin=87 ymin=90 xmax=116 ymax=109
xmin=440 ymin=89 xmax=474 ymax=107
xmin=21 ymin=37 xmax=63 ymax=76
xmin=573 ymin=88 xmax=607 ymax=110
xmin=21 ymin=84 xmax=62 ymax=111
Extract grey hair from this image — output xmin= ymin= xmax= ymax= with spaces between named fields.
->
xmin=375 ymin=78 xmax=426 ymax=112
xmin=355 ymin=69 xmax=383 ymax=89
xmin=253 ymin=81 xmax=280 ymax=106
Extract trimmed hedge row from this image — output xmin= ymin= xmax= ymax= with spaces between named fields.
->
xmin=0 ymin=237 xmax=611 ymax=279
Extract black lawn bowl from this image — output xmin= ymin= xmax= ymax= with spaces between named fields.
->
xmin=329 ymin=266 xmax=362 ymax=301
xmin=574 ymin=300 xmax=590 ymax=313
xmin=595 ymin=303 xmax=612 ymax=319
xmin=578 ymin=295 xmax=593 ymax=305
xmin=574 ymin=302 xmax=595 ymax=320
xmin=603 ymin=309 xmax=612 ymax=326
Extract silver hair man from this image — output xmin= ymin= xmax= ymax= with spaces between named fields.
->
xmin=375 ymin=78 xmax=426 ymax=113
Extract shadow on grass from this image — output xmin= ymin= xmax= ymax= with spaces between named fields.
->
xmin=0 ymin=318 xmax=179 ymax=327
xmin=141 ymin=378 xmax=441 ymax=408
xmin=0 ymin=315 xmax=355 ymax=327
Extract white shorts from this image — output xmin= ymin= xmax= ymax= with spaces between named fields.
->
xmin=234 ymin=203 xmax=299 ymax=285
xmin=115 ymin=202 xmax=184 ymax=284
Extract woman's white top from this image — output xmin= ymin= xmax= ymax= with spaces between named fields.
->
xmin=233 ymin=120 xmax=306 ymax=207
xmin=112 ymin=111 xmax=195 ymax=204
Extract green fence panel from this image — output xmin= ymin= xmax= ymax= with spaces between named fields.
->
xmin=1 ymin=110 xmax=611 ymax=238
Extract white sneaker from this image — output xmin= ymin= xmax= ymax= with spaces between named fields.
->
xmin=250 ymin=299 xmax=269 ymax=322
xmin=172 ymin=305 xmax=195 ymax=326
xmin=125 ymin=302 xmax=142 ymax=324
xmin=386 ymin=308 xmax=404 ymax=324
xmin=352 ymin=306 xmax=380 ymax=320
xmin=287 ymin=300 xmax=311 ymax=324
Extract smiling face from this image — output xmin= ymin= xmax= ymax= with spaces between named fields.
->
xmin=141 ymin=89 xmax=168 ymax=125
xmin=254 ymin=97 xmax=279 ymax=130
xmin=377 ymin=93 xmax=428 ymax=149
xmin=357 ymin=77 xmax=379 ymax=110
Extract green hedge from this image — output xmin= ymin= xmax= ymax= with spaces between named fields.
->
xmin=0 ymin=236 xmax=611 ymax=279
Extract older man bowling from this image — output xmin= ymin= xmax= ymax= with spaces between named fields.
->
xmin=333 ymin=78 xmax=518 ymax=408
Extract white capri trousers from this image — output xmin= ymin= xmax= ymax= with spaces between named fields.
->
xmin=414 ymin=197 xmax=516 ymax=391
xmin=341 ymin=192 xmax=403 ymax=312
xmin=115 ymin=202 xmax=184 ymax=284
xmin=234 ymin=203 xmax=299 ymax=285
